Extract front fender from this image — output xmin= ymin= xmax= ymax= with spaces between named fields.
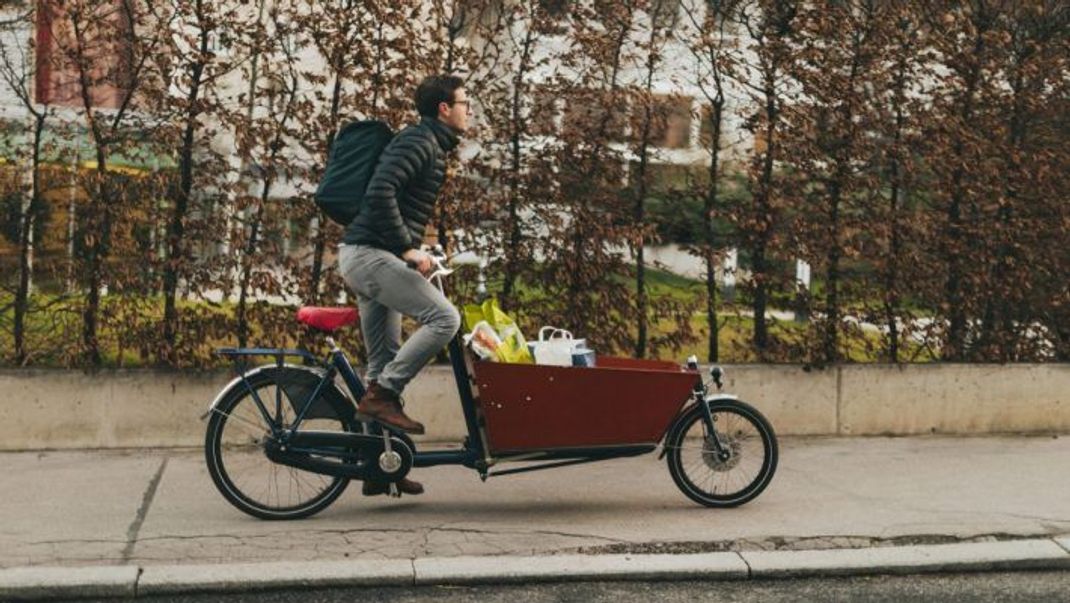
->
xmin=658 ymin=393 xmax=741 ymax=459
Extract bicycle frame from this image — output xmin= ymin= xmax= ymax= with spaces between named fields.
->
xmin=215 ymin=327 xmax=690 ymax=480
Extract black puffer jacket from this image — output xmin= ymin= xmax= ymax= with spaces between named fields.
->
xmin=343 ymin=116 xmax=460 ymax=255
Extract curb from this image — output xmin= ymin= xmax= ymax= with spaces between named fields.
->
xmin=741 ymin=539 xmax=1070 ymax=578
xmin=0 ymin=566 xmax=138 ymax=601
xmin=137 ymin=559 xmax=414 ymax=596
xmin=412 ymin=552 xmax=749 ymax=585
xmin=2 ymin=538 xmax=1069 ymax=600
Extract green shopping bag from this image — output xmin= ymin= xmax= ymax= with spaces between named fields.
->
xmin=462 ymin=298 xmax=534 ymax=364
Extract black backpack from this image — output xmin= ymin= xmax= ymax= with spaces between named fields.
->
xmin=314 ymin=120 xmax=394 ymax=225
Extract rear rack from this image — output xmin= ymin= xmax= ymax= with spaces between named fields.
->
xmin=216 ymin=347 xmax=319 ymax=361
xmin=215 ymin=347 xmax=326 ymax=374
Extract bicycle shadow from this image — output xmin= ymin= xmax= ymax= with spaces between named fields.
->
xmin=331 ymin=497 xmax=691 ymax=521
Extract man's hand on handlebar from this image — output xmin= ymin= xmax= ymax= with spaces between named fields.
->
xmin=402 ymin=248 xmax=434 ymax=276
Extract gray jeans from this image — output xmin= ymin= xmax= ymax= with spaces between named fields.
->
xmin=338 ymin=244 xmax=461 ymax=395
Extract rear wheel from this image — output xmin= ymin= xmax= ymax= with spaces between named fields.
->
xmin=205 ymin=368 xmax=358 ymax=520
xmin=666 ymin=400 xmax=778 ymax=507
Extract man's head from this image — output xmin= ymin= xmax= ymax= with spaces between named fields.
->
xmin=415 ymin=74 xmax=469 ymax=133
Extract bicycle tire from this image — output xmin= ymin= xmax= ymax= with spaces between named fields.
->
xmin=204 ymin=367 xmax=358 ymax=520
xmin=665 ymin=399 xmax=778 ymax=508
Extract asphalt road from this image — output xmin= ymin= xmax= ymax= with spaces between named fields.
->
xmin=69 ymin=571 xmax=1070 ymax=603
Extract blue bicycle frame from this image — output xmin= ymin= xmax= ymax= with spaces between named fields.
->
xmin=216 ymin=327 xmax=663 ymax=481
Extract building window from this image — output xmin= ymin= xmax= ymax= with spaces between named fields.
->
xmin=538 ymin=0 xmax=568 ymax=18
xmin=630 ymin=161 xmax=708 ymax=196
xmin=699 ymin=104 xmax=723 ymax=149
xmin=34 ymin=0 xmax=132 ymax=108
xmin=535 ymin=0 xmax=569 ymax=34
xmin=560 ymin=154 xmax=624 ymax=200
xmin=651 ymin=0 xmax=679 ymax=30
xmin=527 ymin=83 xmax=560 ymax=137
xmin=639 ymin=94 xmax=692 ymax=149
xmin=562 ymin=88 xmax=628 ymax=143
xmin=704 ymin=0 xmax=741 ymax=34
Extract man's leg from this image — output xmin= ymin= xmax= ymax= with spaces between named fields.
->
xmin=355 ymin=293 xmax=401 ymax=386
xmin=354 ymin=298 xmax=425 ymax=497
xmin=340 ymin=244 xmax=402 ymax=385
xmin=349 ymin=249 xmax=460 ymax=434
xmin=339 ymin=245 xmax=425 ymax=495
xmin=369 ymin=258 xmax=461 ymax=397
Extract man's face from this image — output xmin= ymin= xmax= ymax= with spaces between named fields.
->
xmin=438 ymin=87 xmax=470 ymax=133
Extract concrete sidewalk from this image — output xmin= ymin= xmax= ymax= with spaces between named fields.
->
xmin=1 ymin=436 xmax=1068 ymax=598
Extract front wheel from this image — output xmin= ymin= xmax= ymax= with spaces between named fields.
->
xmin=665 ymin=400 xmax=778 ymax=508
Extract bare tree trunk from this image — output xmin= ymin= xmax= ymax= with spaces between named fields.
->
xmin=943 ymin=25 xmax=986 ymax=361
xmin=13 ymin=113 xmax=46 ymax=365
xmin=162 ymin=4 xmax=209 ymax=365
xmin=308 ymin=71 xmax=345 ymax=305
xmin=823 ymin=179 xmax=842 ymax=363
xmin=704 ymin=99 xmax=723 ymax=362
xmin=821 ymin=32 xmax=865 ymax=364
xmin=739 ymin=0 xmax=798 ymax=361
xmin=680 ymin=1 xmax=731 ymax=363
xmin=883 ymin=47 xmax=909 ymax=364
xmin=501 ymin=26 xmax=535 ymax=312
xmin=83 ymin=156 xmax=111 ymax=367
xmin=565 ymin=12 xmax=630 ymax=338
xmin=884 ymin=185 xmax=901 ymax=363
xmin=982 ymin=51 xmax=1027 ymax=361
xmin=236 ymin=45 xmax=298 ymax=347
xmin=69 ymin=10 xmax=108 ymax=367
xmin=235 ymin=196 xmax=266 ymax=348
xmin=632 ymin=22 xmax=662 ymax=359
xmin=434 ymin=2 xmax=465 ymax=254
xmin=752 ymin=71 xmax=777 ymax=357
xmin=68 ymin=0 xmax=153 ymax=367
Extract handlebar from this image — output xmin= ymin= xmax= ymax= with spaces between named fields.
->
xmin=408 ymin=245 xmax=487 ymax=289
xmin=426 ymin=249 xmax=454 ymax=282
xmin=406 ymin=244 xmax=490 ymax=299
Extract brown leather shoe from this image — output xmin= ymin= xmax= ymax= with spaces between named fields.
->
xmin=362 ymin=477 xmax=425 ymax=496
xmin=357 ymin=382 xmax=426 ymax=434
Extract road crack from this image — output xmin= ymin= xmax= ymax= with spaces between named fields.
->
xmin=121 ymin=457 xmax=168 ymax=563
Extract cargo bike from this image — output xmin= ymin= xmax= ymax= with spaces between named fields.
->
xmin=203 ymin=249 xmax=778 ymax=519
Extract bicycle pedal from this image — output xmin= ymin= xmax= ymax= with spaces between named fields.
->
xmin=378 ymin=423 xmax=405 ymax=436
xmin=355 ymin=413 xmax=404 ymax=435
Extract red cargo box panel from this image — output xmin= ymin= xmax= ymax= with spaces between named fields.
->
xmin=471 ymin=357 xmax=699 ymax=454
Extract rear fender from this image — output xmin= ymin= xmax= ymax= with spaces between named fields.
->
xmin=202 ymin=364 xmax=357 ymax=423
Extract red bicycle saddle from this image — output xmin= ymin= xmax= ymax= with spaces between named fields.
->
xmin=295 ymin=306 xmax=359 ymax=332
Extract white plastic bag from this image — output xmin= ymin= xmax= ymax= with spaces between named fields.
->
xmin=529 ymin=327 xmax=586 ymax=366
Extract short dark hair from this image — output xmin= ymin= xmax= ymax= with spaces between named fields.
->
xmin=415 ymin=74 xmax=464 ymax=118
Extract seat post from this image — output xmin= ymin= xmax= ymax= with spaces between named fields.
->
xmin=325 ymin=336 xmax=341 ymax=353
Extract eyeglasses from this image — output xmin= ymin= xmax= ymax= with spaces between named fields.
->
xmin=449 ymin=99 xmax=471 ymax=109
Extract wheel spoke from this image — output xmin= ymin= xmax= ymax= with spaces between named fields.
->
xmin=210 ymin=407 xmax=271 ymax=438
xmin=208 ymin=375 xmax=352 ymax=517
xmin=668 ymin=404 xmax=776 ymax=507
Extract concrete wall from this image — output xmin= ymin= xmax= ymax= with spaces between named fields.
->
xmin=0 ymin=364 xmax=1067 ymax=450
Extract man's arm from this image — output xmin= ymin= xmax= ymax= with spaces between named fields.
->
xmin=361 ymin=130 xmax=434 ymax=256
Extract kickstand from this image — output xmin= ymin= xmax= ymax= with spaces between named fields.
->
xmin=389 ymin=483 xmax=400 ymax=498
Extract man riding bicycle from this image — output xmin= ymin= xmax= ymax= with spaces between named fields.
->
xmin=338 ymin=75 xmax=470 ymax=496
